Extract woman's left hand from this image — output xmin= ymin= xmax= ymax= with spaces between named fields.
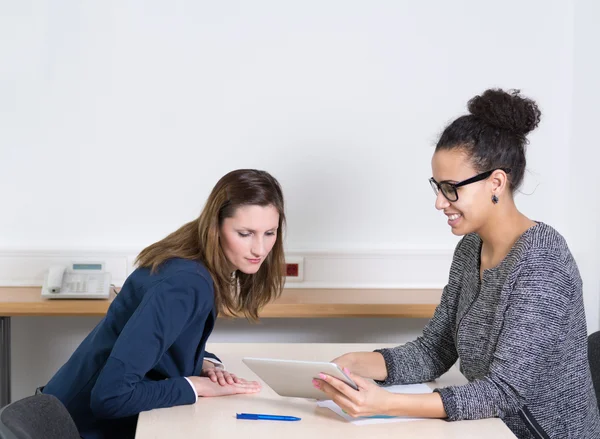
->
xmin=313 ymin=368 xmax=394 ymax=418
xmin=201 ymin=360 xmax=243 ymax=386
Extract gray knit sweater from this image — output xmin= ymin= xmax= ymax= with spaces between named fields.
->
xmin=376 ymin=223 xmax=600 ymax=438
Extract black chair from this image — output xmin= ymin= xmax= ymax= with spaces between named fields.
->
xmin=0 ymin=394 xmax=80 ymax=439
xmin=589 ymin=330 xmax=600 ymax=409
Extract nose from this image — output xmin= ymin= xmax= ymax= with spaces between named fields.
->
xmin=251 ymin=236 xmax=266 ymax=257
xmin=434 ymin=191 xmax=450 ymax=211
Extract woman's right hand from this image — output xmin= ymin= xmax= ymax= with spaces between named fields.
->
xmin=187 ymin=376 xmax=261 ymax=397
xmin=331 ymin=352 xmax=388 ymax=382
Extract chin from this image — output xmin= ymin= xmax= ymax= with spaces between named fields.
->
xmin=450 ymin=223 xmax=473 ymax=236
xmin=451 ymin=227 xmax=465 ymax=236
xmin=238 ymin=264 xmax=262 ymax=275
xmin=452 ymin=222 xmax=478 ymax=236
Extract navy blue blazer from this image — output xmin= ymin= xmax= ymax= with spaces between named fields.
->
xmin=43 ymin=258 xmax=220 ymax=439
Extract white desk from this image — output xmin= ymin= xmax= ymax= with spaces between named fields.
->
xmin=135 ymin=343 xmax=517 ymax=439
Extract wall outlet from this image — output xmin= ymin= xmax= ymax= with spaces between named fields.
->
xmin=284 ymin=257 xmax=304 ymax=282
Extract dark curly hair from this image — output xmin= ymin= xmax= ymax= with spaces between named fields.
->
xmin=435 ymin=88 xmax=542 ymax=191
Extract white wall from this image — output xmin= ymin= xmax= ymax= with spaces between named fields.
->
xmin=1 ymin=0 xmax=599 ymax=401
xmin=1 ymin=0 xmax=573 ymax=251
xmin=568 ymin=0 xmax=600 ymax=338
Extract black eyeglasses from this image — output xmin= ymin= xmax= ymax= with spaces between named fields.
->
xmin=429 ymin=168 xmax=511 ymax=202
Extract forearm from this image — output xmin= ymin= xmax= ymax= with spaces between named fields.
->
xmin=91 ymin=357 xmax=196 ymax=419
xmin=376 ymin=334 xmax=458 ymax=386
xmin=384 ymin=392 xmax=447 ymax=419
xmin=91 ymin=375 xmax=195 ymax=418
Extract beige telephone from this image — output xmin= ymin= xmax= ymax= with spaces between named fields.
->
xmin=41 ymin=262 xmax=111 ymax=299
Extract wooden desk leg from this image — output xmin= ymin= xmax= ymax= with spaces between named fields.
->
xmin=0 ymin=317 xmax=10 ymax=408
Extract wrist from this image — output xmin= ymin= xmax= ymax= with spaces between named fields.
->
xmin=188 ymin=376 xmax=211 ymax=397
xmin=382 ymin=393 xmax=405 ymax=417
xmin=184 ymin=376 xmax=199 ymax=401
xmin=370 ymin=351 xmax=388 ymax=382
xmin=353 ymin=352 xmax=386 ymax=381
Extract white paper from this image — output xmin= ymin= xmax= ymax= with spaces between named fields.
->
xmin=317 ymin=383 xmax=433 ymax=425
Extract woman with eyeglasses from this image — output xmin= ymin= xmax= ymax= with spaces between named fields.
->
xmin=314 ymin=89 xmax=600 ymax=438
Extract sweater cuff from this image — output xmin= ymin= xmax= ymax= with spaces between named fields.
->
xmin=373 ymin=348 xmax=398 ymax=386
xmin=183 ymin=377 xmax=198 ymax=403
xmin=434 ymin=387 xmax=459 ymax=421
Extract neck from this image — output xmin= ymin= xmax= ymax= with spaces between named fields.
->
xmin=477 ymin=198 xmax=535 ymax=255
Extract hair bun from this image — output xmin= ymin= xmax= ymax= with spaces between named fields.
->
xmin=467 ymin=88 xmax=541 ymax=136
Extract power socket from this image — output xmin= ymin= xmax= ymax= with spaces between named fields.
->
xmin=284 ymin=257 xmax=304 ymax=282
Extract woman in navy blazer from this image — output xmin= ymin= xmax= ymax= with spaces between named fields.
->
xmin=42 ymin=169 xmax=286 ymax=439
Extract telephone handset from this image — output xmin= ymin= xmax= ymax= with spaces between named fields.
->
xmin=41 ymin=262 xmax=111 ymax=299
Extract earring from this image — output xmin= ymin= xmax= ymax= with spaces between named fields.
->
xmin=492 ymin=194 xmax=499 ymax=204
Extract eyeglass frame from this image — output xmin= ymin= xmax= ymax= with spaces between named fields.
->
xmin=429 ymin=168 xmax=511 ymax=202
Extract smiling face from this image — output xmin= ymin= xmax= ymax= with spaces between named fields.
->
xmin=219 ymin=204 xmax=280 ymax=274
xmin=431 ymin=148 xmax=498 ymax=236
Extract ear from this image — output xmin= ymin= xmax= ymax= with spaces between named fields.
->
xmin=489 ymin=169 xmax=509 ymax=197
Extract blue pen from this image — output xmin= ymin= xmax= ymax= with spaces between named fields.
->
xmin=236 ymin=413 xmax=301 ymax=421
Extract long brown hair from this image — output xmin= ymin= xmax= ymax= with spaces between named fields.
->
xmin=135 ymin=169 xmax=286 ymax=320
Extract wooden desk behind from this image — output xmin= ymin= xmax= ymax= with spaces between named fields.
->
xmin=0 ymin=287 xmax=441 ymax=318
xmin=0 ymin=286 xmax=441 ymax=406
xmin=135 ymin=343 xmax=517 ymax=439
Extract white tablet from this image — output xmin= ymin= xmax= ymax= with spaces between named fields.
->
xmin=242 ymin=357 xmax=359 ymax=399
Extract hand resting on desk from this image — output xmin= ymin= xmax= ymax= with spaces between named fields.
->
xmin=200 ymin=359 xmax=243 ymax=386
xmin=187 ymin=376 xmax=262 ymax=397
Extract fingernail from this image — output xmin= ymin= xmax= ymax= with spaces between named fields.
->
xmin=319 ymin=373 xmax=326 ymax=379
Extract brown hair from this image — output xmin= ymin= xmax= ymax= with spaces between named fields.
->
xmin=135 ymin=169 xmax=286 ymax=320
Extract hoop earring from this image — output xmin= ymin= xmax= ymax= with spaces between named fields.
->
xmin=492 ymin=194 xmax=499 ymax=204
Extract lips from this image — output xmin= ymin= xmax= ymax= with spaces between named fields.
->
xmin=246 ymin=258 xmax=261 ymax=264
xmin=445 ymin=212 xmax=462 ymax=227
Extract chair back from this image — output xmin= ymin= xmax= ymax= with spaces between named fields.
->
xmin=0 ymin=394 xmax=79 ymax=439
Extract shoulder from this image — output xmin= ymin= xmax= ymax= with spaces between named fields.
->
xmin=132 ymin=258 xmax=212 ymax=287
xmin=521 ymin=222 xmax=569 ymax=250
xmin=516 ymin=222 xmax=577 ymax=271
xmin=156 ymin=258 xmax=214 ymax=286
xmin=511 ymin=223 xmax=581 ymax=299
xmin=130 ymin=258 xmax=215 ymax=306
